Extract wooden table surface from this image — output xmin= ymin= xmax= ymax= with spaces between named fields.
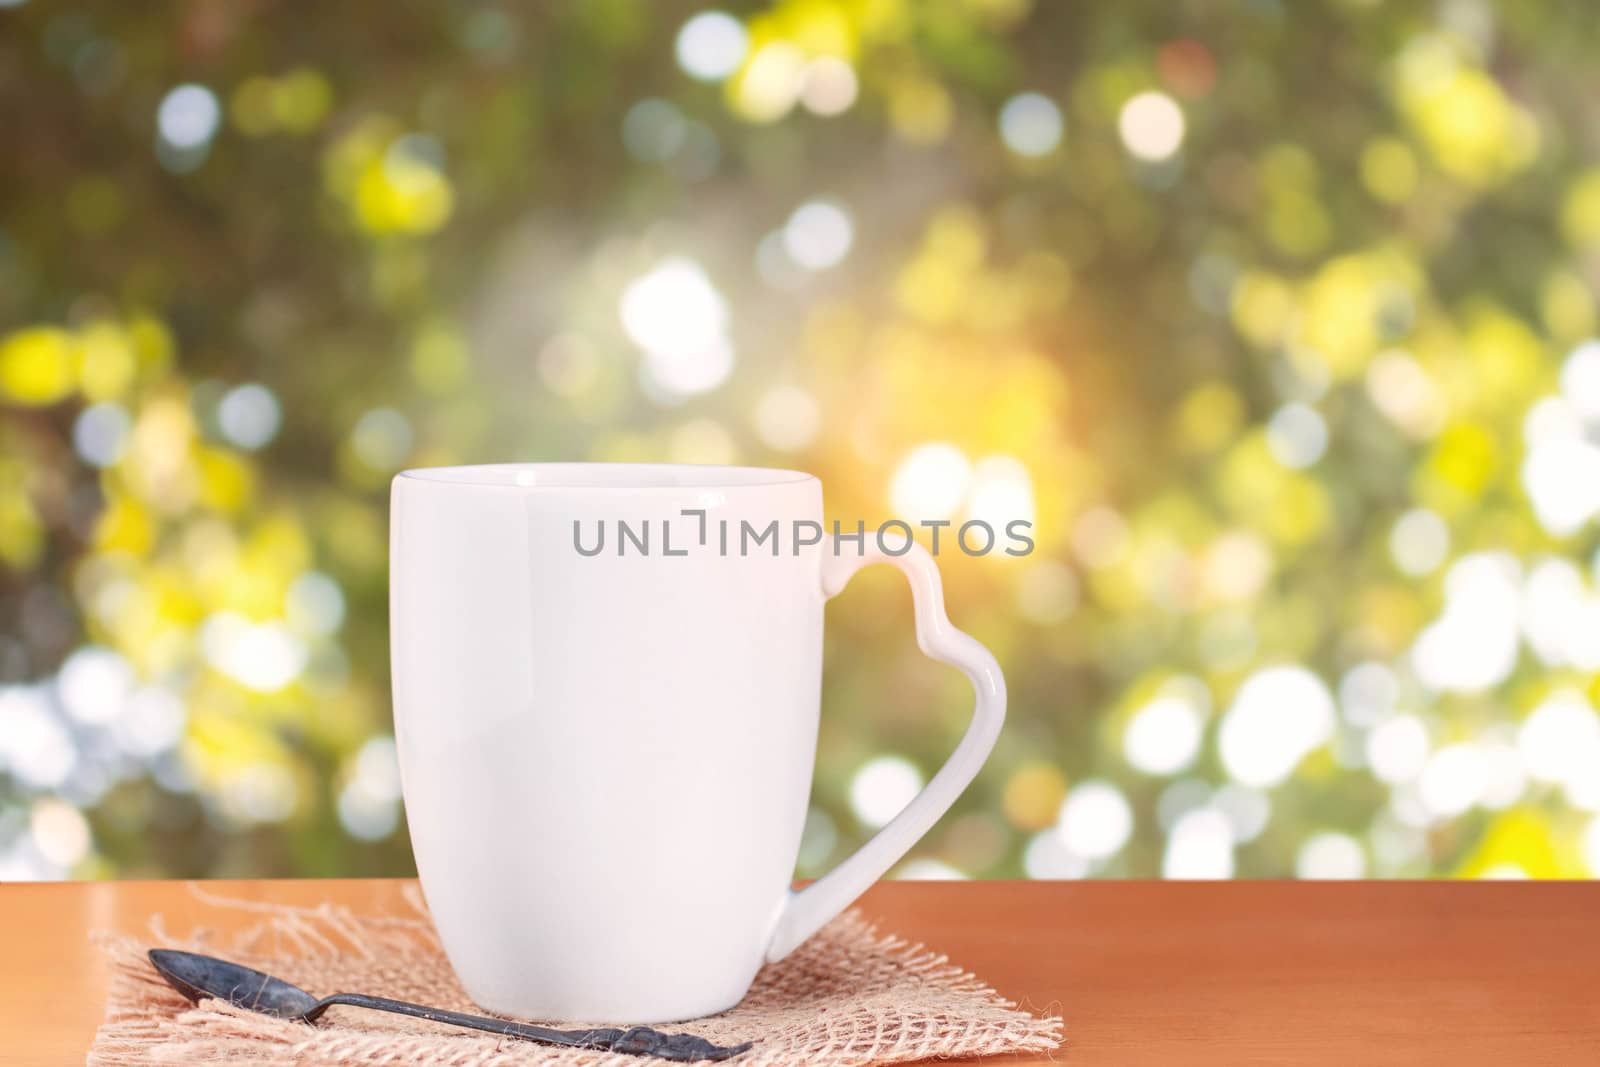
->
xmin=3 ymin=879 xmax=1597 ymax=1065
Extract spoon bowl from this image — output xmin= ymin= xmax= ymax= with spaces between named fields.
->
xmin=150 ymin=949 xmax=320 ymax=1019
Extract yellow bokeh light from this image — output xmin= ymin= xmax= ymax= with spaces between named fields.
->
xmin=274 ymin=69 xmax=334 ymax=133
xmin=0 ymin=327 xmax=76 ymax=406
xmin=888 ymin=77 xmax=953 ymax=144
xmin=1175 ymin=382 xmax=1246 ymax=454
xmin=1457 ymin=810 xmax=1584 ymax=879
xmin=1218 ymin=434 xmax=1331 ymax=547
xmin=1560 ymin=169 xmax=1600 ymax=249
xmin=1540 ymin=272 xmax=1596 ymax=343
xmin=196 ymin=448 xmax=258 ymax=516
xmin=1299 ymin=251 xmax=1419 ymax=380
xmin=0 ymin=464 xmax=43 ymax=569
xmin=1003 ymin=762 xmax=1067 ymax=831
xmin=325 ymin=120 xmax=454 ymax=236
xmin=94 ymin=491 xmax=157 ymax=556
xmin=1396 ymin=42 xmax=1538 ymax=188
xmin=1460 ymin=303 xmax=1545 ymax=412
xmin=1229 ymin=271 xmax=1295 ymax=349
xmin=233 ymin=69 xmax=332 ymax=137
xmin=1360 ymin=137 xmax=1419 ymax=204
xmin=127 ymin=314 xmax=175 ymax=372
xmin=77 ymin=322 xmax=138 ymax=402
xmin=355 ymin=154 xmax=454 ymax=235
xmin=1420 ymin=421 xmax=1498 ymax=507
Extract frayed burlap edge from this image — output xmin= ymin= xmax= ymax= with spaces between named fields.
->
xmin=87 ymin=886 xmax=1063 ymax=1067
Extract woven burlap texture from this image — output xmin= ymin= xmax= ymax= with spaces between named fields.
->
xmin=88 ymin=887 xmax=1062 ymax=1067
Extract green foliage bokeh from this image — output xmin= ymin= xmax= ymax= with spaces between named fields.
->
xmin=2 ymin=0 xmax=1600 ymax=881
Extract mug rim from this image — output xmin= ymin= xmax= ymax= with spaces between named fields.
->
xmin=396 ymin=462 xmax=817 ymax=491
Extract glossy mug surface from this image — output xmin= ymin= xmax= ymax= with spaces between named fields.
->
xmin=390 ymin=463 xmax=1004 ymax=1023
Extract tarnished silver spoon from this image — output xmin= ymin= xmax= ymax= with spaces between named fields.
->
xmin=147 ymin=949 xmax=752 ymax=1062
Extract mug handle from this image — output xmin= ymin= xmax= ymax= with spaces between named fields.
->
xmin=764 ymin=536 xmax=1007 ymax=962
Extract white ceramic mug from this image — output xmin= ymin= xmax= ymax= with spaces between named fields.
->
xmin=390 ymin=463 xmax=1004 ymax=1023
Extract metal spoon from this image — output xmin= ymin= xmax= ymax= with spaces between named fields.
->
xmin=147 ymin=949 xmax=752 ymax=1062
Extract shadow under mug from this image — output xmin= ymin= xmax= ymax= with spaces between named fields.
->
xmin=390 ymin=463 xmax=1005 ymax=1023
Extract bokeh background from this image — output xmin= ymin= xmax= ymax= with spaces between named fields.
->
xmin=3 ymin=0 xmax=1600 ymax=882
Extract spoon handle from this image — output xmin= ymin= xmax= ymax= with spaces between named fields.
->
xmin=307 ymin=993 xmax=750 ymax=1061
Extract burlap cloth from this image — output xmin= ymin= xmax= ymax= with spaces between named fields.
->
xmin=87 ymin=887 xmax=1062 ymax=1066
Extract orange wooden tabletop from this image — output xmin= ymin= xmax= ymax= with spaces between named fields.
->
xmin=2 ymin=879 xmax=1598 ymax=1066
